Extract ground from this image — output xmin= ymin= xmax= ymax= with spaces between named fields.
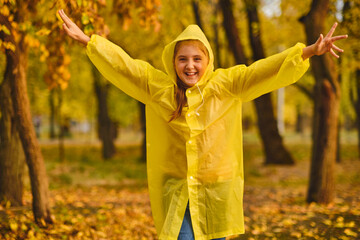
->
xmin=0 ymin=135 xmax=359 ymax=239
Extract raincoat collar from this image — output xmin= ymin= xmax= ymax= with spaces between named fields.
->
xmin=162 ymin=25 xmax=214 ymax=90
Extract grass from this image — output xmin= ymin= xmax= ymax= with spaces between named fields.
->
xmin=31 ymin=132 xmax=360 ymax=191
xmin=38 ymin=144 xmax=147 ymax=190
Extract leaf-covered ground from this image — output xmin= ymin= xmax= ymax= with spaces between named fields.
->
xmin=0 ymin=141 xmax=359 ymax=239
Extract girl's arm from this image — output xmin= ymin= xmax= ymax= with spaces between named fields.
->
xmin=57 ymin=9 xmax=167 ymax=104
xmin=223 ymin=22 xmax=347 ymax=102
xmin=302 ymin=22 xmax=348 ymax=60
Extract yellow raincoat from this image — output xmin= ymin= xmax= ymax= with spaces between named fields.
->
xmin=86 ymin=25 xmax=309 ymax=239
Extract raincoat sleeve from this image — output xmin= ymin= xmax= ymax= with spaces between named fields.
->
xmin=228 ymin=42 xmax=310 ymax=102
xmin=86 ymin=34 xmax=156 ymax=104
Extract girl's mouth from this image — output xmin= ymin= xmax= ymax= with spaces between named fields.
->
xmin=185 ymin=72 xmax=197 ymax=76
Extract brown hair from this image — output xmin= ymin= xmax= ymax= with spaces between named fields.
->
xmin=169 ymin=40 xmax=209 ymax=122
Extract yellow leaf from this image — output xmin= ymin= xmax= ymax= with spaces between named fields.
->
xmin=304 ymin=230 xmax=314 ymax=237
xmin=40 ymin=218 xmax=46 ymax=227
xmin=27 ymin=230 xmax=34 ymax=237
xmin=335 ymin=223 xmax=345 ymax=228
xmin=344 ymin=228 xmax=358 ymax=237
xmin=0 ymin=25 xmax=11 ymax=35
xmin=63 ymin=55 xmax=71 ymax=65
xmin=291 ymin=232 xmax=302 ymax=238
xmin=9 ymin=221 xmax=18 ymax=231
xmin=40 ymin=54 xmax=47 ymax=62
xmin=323 ymin=219 xmax=332 ymax=226
xmin=345 ymin=221 xmax=355 ymax=228
xmin=273 ymin=228 xmax=283 ymax=233
xmin=282 ymin=218 xmax=295 ymax=227
xmin=36 ymin=28 xmax=51 ymax=36
xmin=21 ymin=223 xmax=28 ymax=231
xmin=0 ymin=5 xmax=10 ymax=16
xmin=56 ymin=10 xmax=64 ymax=23
xmin=11 ymin=21 xmax=17 ymax=29
xmin=81 ymin=13 xmax=89 ymax=25
xmin=340 ymin=205 xmax=350 ymax=212
xmin=251 ymin=225 xmax=261 ymax=235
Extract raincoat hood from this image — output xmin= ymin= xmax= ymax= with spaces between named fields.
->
xmin=162 ymin=25 xmax=214 ymax=87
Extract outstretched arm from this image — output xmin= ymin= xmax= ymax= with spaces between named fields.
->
xmin=58 ymin=9 xmax=90 ymax=46
xmin=302 ymin=22 xmax=348 ymax=60
xmin=56 ymin=9 xmax=168 ymax=105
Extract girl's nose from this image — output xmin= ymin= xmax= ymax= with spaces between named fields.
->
xmin=186 ymin=60 xmax=195 ymax=69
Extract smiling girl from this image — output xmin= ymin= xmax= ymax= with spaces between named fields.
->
xmin=58 ymin=9 xmax=347 ymax=240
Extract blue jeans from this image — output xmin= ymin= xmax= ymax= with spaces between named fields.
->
xmin=178 ymin=203 xmax=226 ymax=240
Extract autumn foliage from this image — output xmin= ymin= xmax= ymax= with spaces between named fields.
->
xmin=1 ymin=0 xmax=360 ymax=239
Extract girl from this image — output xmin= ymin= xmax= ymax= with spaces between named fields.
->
xmin=58 ymin=9 xmax=347 ymax=240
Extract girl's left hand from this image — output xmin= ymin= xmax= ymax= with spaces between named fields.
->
xmin=312 ymin=22 xmax=348 ymax=58
xmin=58 ymin=9 xmax=90 ymax=46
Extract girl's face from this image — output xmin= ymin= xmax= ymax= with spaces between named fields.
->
xmin=174 ymin=42 xmax=209 ymax=87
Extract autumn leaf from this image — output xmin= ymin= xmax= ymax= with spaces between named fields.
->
xmin=0 ymin=25 xmax=11 ymax=35
xmin=9 ymin=221 xmax=18 ymax=232
xmin=36 ymin=28 xmax=51 ymax=36
xmin=81 ymin=13 xmax=90 ymax=25
xmin=344 ymin=228 xmax=358 ymax=237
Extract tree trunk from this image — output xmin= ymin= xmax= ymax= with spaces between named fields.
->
xmin=92 ymin=65 xmax=116 ymax=159
xmin=343 ymin=0 xmax=360 ymax=158
xmin=0 ymin=14 xmax=53 ymax=224
xmin=301 ymin=0 xmax=338 ymax=204
xmin=220 ymin=0 xmax=247 ymax=64
xmin=57 ymin=88 xmax=65 ymax=162
xmin=192 ymin=0 xmax=203 ymax=30
xmin=211 ymin=0 xmax=222 ymax=68
xmin=355 ymin=69 xmax=360 ymax=158
xmin=336 ymin=120 xmax=341 ymax=163
xmin=295 ymin=105 xmax=304 ymax=133
xmin=0 ymin=69 xmax=25 ymax=207
xmin=48 ymin=89 xmax=56 ymax=139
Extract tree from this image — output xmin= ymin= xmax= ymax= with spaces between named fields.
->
xmin=343 ymin=0 xmax=360 ymax=157
xmin=0 ymin=1 xmax=53 ymax=224
xmin=0 ymin=0 xmax=109 ymax=224
xmin=220 ymin=0 xmax=294 ymax=165
xmin=92 ymin=65 xmax=116 ymax=159
xmin=300 ymin=0 xmax=339 ymax=204
xmin=244 ymin=0 xmax=294 ymax=165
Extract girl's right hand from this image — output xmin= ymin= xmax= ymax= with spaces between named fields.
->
xmin=58 ymin=9 xmax=90 ymax=46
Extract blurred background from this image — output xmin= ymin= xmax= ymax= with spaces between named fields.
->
xmin=1 ymin=0 xmax=360 ymax=239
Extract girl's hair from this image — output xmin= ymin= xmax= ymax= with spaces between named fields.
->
xmin=169 ymin=40 xmax=209 ymax=122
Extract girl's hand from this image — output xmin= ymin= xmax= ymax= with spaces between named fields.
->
xmin=58 ymin=9 xmax=90 ymax=46
xmin=302 ymin=22 xmax=348 ymax=60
